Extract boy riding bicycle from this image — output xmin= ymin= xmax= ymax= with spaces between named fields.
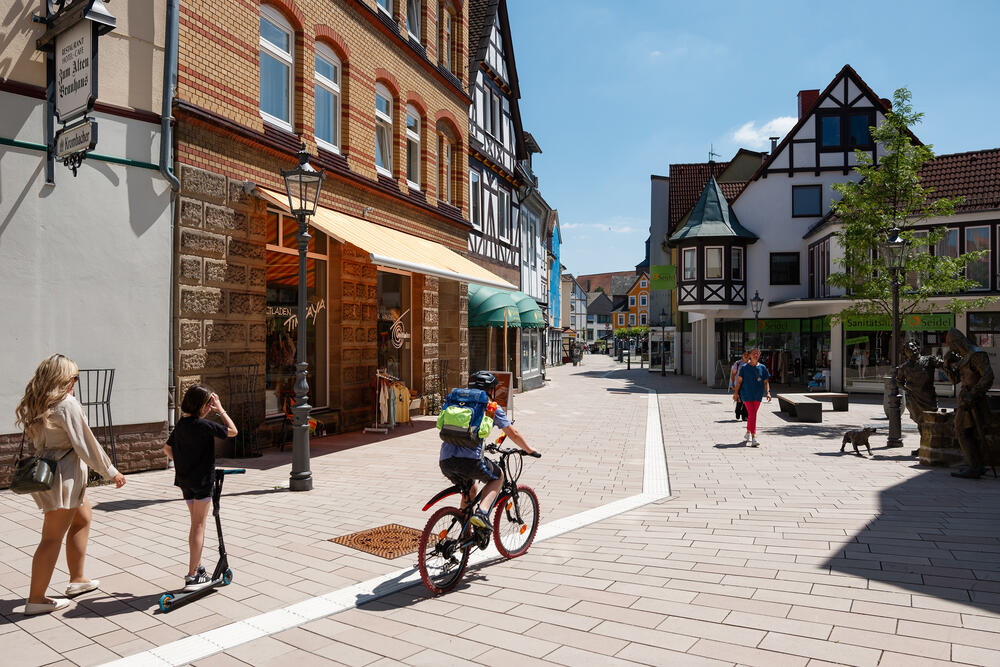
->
xmin=439 ymin=371 xmax=538 ymax=530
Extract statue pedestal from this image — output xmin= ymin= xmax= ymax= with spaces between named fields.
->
xmin=918 ymin=409 xmax=964 ymax=467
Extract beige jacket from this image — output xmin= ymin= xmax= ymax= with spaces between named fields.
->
xmin=29 ymin=395 xmax=119 ymax=512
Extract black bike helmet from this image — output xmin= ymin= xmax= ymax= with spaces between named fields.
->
xmin=468 ymin=370 xmax=498 ymax=393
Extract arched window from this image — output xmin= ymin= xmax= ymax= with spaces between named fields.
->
xmin=259 ymin=6 xmax=294 ymax=130
xmin=314 ymin=44 xmax=341 ymax=152
xmin=405 ymin=104 xmax=421 ymax=188
xmin=406 ymin=0 xmax=421 ymax=41
xmin=375 ymin=84 xmax=393 ymax=176
xmin=437 ymin=133 xmax=453 ymax=203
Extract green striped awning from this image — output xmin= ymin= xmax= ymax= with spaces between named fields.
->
xmin=468 ymin=284 xmax=521 ymax=328
xmin=511 ymin=291 xmax=546 ymax=329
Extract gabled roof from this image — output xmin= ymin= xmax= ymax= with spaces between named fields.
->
xmin=669 ymin=177 xmax=758 ymax=243
xmin=609 ymin=274 xmax=636 ymax=297
xmin=732 ymin=64 xmax=899 ymax=205
xmin=523 ymin=132 xmax=542 ymax=154
xmin=805 ymin=147 xmax=1000 ymax=238
xmin=667 ymin=161 xmax=745 ymax=234
xmin=468 ymin=0 xmax=526 ymax=160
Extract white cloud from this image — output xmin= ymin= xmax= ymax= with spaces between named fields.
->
xmin=561 ymin=217 xmax=644 ymax=235
xmin=732 ymin=116 xmax=797 ymax=150
xmin=649 ymin=50 xmax=663 ymax=57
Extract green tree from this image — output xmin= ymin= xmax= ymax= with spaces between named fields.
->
xmin=828 ymin=87 xmax=992 ymax=320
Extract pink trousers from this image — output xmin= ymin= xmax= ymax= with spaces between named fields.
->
xmin=745 ymin=401 xmax=761 ymax=435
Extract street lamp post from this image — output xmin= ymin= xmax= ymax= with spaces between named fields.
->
xmin=660 ymin=308 xmax=667 ymax=377
xmin=750 ymin=290 xmax=764 ymax=349
xmin=881 ymin=226 xmax=908 ymax=448
xmin=281 ymin=144 xmax=325 ymax=491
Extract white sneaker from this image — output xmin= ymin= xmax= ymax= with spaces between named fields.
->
xmin=751 ymin=438 xmax=760 ymax=447
xmin=743 ymin=431 xmax=752 ymax=443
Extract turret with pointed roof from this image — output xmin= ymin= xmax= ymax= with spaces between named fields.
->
xmin=669 ymin=175 xmax=758 ymax=244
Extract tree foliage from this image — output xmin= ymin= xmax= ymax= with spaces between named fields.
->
xmin=613 ymin=326 xmax=648 ymax=339
xmin=828 ymin=87 xmax=992 ymax=319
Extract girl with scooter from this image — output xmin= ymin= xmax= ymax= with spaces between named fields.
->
xmin=163 ymin=385 xmax=237 ymax=589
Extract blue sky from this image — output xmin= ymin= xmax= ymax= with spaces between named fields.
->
xmin=506 ymin=0 xmax=1000 ymax=276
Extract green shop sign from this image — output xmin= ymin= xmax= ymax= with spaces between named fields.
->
xmin=744 ymin=318 xmax=800 ymax=334
xmin=843 ymin=313 xmax=954 ymax=332
xmin=804 ymin=316 xmax=831 ymax=333
xmin=650 ymin=265 xmax=676 ymax=290
xmin=844 ymin=335 xmax=869 ymax=346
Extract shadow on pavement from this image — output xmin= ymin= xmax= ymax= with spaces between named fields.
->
xmin=825 ymin=468 xmax=1000 ymax=616
xmin=93 ymin=487 xmax=289 ymax=512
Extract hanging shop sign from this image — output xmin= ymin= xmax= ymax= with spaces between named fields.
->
xmin=843 ymin=313 xmax=954 ymax=332
xmin=650 ymin=265 xmax=676 ymax=290
xmin=743 ymin=318 xmax=800 ymax=334
xmin=35 ymin=0 xmax=117 ymax=182
xmin=844 ymin=335 xmax=870 ymax=346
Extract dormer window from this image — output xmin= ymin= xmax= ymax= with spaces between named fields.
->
xmin=819 ymin=111 xmax=874 ymax=151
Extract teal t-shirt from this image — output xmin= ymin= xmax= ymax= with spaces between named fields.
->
xmin=738 ymin=363 xmax=770 ymax=403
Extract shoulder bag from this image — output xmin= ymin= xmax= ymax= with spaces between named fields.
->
xmin=10 ymin=433 xmax=70 ymax=495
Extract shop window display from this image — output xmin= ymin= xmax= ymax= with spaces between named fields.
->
xmin=967 ymin=312 xmax=1000 ymax=388
xmin=843 ymin=313 xmax=954 ymax=390
xmin=377 ymin=271 xmax=412 ymax=387
xmin=265 ymin=212 xmax=328 ymax=416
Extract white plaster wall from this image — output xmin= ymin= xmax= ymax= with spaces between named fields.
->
xmin=0 ymin=92 xmax=172 ymax=432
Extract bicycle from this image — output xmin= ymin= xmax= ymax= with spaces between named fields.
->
xmin=417 ymin=437 xmax=542 ymax=594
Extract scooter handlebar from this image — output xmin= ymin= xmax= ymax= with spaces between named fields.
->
xmin=216 ymin=468 xmax=246 ymax=475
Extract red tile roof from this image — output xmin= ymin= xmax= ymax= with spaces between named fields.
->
xmin=919 ymin=148 xmax=1000 ymax=212
xmin=667 ymin=162 xmax=745 ymax=234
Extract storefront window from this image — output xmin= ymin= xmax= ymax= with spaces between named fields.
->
xmin=265 ymin=213 xmax=328 ymax=415
xmin=377 ymin=271 xmax=412 ymax=387
xmin=843 ymin=313 xmax=954 ymax=390
xmin=965 ymin=226 xmax=991 ymax=290
xmin=968 ymin=312 xmax=1000 ymax=388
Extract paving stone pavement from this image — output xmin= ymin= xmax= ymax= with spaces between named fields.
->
xmin=3 ymin=354 xmax=1000 ymax=665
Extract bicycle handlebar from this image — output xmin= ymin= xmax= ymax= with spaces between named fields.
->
xmin=484 ymin=444 xmax=540 ymax=458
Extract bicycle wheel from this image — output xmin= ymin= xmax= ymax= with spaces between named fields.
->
xmin=418 ymin=507 xmax=471 ymax=594
xmin=493 ymin=485 xmax=540 ymax=558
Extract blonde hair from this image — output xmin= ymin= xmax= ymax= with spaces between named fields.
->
xmin=15 ymin=354 xmax=79 ymax=439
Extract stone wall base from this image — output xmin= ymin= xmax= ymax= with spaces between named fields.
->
xmin=0 ymin=422 xmax=170 ymax=489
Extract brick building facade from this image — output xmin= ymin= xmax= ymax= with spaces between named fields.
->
xmin=172 ymin=0 xmax=510 ymax=436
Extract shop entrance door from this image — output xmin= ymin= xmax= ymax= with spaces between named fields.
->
xmin=377 ymin=271 xmax=412 ymax=389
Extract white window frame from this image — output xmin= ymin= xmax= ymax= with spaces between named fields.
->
xmin=966 ymin=225 xmax=991 ymax=291
xmin=376 ymin=0 xmax=392 ymax=17
xmin=640 ymin=313 xmax=647 ymax=326
xmin=640 ymin=294 xmax=647 ymax=307
xmin=731 ymin=247 xmax=744 ymax=281
xmin=406 ymin=0 xmax=420 ymax=41
xmin=375 ymin=84 xmax=393 ymax=177
xmin=405 ymin=104 xmax=420 ymax=189
xmin=313 ymin=43 xmax=340 ymax=153
xmin=629 ymin=313 xmax=636 ymax=326
xmin=618 ymin=313 xmax=625 ymax=326
xmin=439 ymin=136 xmax=452 ymax=203
xmin=498 ymin=188 xmax=510 ymax=240
xmin=442 ymin=8 xmax=453 ymax=71
xmin=629 ymin=295 xmax=636 ymax=307
xmin=705 ymin=246 xmax=724 ymax=280
xmin=683 ymin=248 xmax=697 ymax=281
xmin=490 ymin=91 xmax=500 ymax=138
xmin=259 ymin=6 xmax=294 ymax=132
xmin=469 ymin=169 xmax=481 ymax=229
xmin=640 ymin=279 xmax=647 ymax=288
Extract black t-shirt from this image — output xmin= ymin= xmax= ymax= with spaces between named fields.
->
xmin=168 ymin=416 xmax=228 ymax=489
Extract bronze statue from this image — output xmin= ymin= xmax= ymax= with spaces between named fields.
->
xmin=943 ymin=328 xmax=995 ymax=478
xmin=896 ymin=340 xmax=943 ymax=430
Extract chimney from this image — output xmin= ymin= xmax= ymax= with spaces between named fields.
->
xmin=769 ymin=136 xmax=779 ymax=152
xmin=798 ymin=89 xmax=820 ymax=118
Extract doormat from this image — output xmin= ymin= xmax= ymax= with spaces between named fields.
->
xmin=330 ymin=524 xmax=423 ymax=560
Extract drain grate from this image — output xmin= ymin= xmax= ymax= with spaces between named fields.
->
xmin=330 ymin=523 xmax=423 ymax=560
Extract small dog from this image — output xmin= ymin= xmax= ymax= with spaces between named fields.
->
xmin=841 ymin=427 xmax=876 ymax=456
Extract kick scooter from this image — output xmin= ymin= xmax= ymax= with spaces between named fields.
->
xmin=159 ymin=468 xmax=245 ymax=612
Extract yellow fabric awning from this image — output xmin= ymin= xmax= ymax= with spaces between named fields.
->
xmin=257 ymin=188 xmax=515 ymax=290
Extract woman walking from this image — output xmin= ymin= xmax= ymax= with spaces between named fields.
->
xmin=15 ymin=354 xmax=126 ymax=615
xmin=732 ymin=348 xmax=771 ymax=447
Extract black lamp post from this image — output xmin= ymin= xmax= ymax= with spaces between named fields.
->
xmin=881 ymin=226 xmax=908 ymax=448
xmin=750 ymin=290 xmax=764 ymax=348
xmin=281 ymin=144 xmax=325 ymax=491
xmin=660 ymin=308 xmax=668 ymax=376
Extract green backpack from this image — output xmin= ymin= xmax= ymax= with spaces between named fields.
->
xmin=436 ymin=388 xmax=495 ymax=448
